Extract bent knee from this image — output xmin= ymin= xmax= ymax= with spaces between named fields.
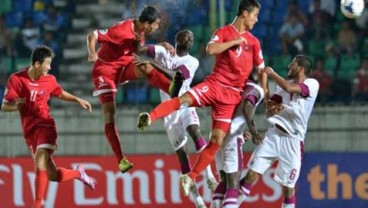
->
xmin=48 ymin=173 xmax=58 ymax=181
xmin=209 ymin=130 xmax=227 ymax=146
xmin=138 ymin=64 xmax=153 ymax=76
xmin=245 ymin=169 xmax=259 ymax=183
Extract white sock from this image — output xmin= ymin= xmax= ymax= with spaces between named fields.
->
xmin=205 ymin=165 xmax=215 ymax=179
xmin=189 ymin=184 xmax=205 ymax=207
xmin=223 ymin=204 xmax=238 ymax=208
xmin=210 ymin=198 xmax=223 ymax=208
xmin=237 ymin=194 xmax=246 ymax=206
xmin=282 ymin=203 xmax=295 ymax=208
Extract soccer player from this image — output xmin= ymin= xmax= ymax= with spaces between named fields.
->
xmin=212 ymin=79 xmax=264 ymax=208
xmin=238 ymin=55 xmax=319 ymax=208
xmin=86 ymin=6 xmax=175 ymax=173
xmin=1 ymin=46 xmax=95 ymax=208
xmin=137 ymin=0 xmax=266 ymax=196
xmin=134 ymin=30 xmax=217 ymax=207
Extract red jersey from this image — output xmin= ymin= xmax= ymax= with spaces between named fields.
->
xmin=3 ymin=68 xmax=63 ymax=136
xmin=95 ymin=19 xmax=145 ymax=66
xmin=206 ymin=24 xmax=264 ymax=90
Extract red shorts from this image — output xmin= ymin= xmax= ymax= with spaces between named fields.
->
xmin=25 ymin=121 xmax=58 ymax=154
xmin=188 ymin=78 xmax=242 ymax=132
xmin=91 ymin=56 xmax=134 ymax=100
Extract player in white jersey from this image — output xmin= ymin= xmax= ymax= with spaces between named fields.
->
xmin=211 ymin=79 xmax=264 ymax=208
xmin=238 ymin=55 xmax=319 ymax=208
xmin=134 ymin=29 xmax=217 ymax=208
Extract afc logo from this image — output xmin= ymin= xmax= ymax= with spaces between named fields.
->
xmin=98 ymin=29 xmax=108 ymax=35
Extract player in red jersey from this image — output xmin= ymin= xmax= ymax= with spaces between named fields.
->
xmin=1 ymin=46 xmax=95 ymax=208
xmin=137 ymin=0 xmax=266 ymax=196
xmin=86 ymin=6 xmax=175 ymax=173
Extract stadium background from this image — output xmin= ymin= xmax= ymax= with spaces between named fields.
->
xmin=0 ymin=0 xmax=368 ymax=207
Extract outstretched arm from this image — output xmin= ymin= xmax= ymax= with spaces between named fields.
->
xmin=1 ymin=98 xmax=26 ymax=112
xmin=57 ymin=91 xmax=92 ymax=112
xmin=133 ymin=54 xmax=175 ymax=79
xmin=263 ymin=67 xmax=302 ymax=94
xmin=206 ymin=37 xmax=246 ymax=55
xmin=258 ymin=69 xmax=269 ymax=102
xmin=136 ymin=42 xmax=175 ymax=55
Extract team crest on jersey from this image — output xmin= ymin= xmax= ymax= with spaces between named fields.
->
xmin=244 ymin=44 xmax=250 ymax=51
xmin=99 ymin=29 xmax=108 ymax=35
xmin=97 ymin=76 xmax=107 ymax=88
xmin=39 ymin=89 xmax=46 ymax=96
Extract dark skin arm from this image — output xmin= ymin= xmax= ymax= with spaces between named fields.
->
xmin=265 ymin=99 xmax=284 ymax=118
xmin=206 ymin=37 xmax=246 ymax=55
xmin=242 ymin=97 xmax=263 ymax=145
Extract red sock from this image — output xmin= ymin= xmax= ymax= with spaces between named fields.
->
xmin=146 ymin=69 xmax=171 ymax=93
xmin=56 ymin=167 xmax=80 ymax=182
xmin=105 ymin=123 xmax=123 ymax=163
xmin=188 ymin=142 xmax=220 ymax=179
xmin=33 ymin=170 xmax=48 ymax=208
xmin=150 ymin=97 xmax=180 ymax=122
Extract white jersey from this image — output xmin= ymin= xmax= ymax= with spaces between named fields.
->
xmin=149 ymin=45 xmax=199 ymax=101
xmin=148 ymin=45 xmax=200 ymax=151
xmin=267 ymin=78 xmax=319 ymax=142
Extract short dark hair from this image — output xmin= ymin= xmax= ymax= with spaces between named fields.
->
xmin=237 ymin=0 xmax=261 ymax=16
xmin=31 ymin=45 xmax=54 ymax=65
xmin=139 ymin=6 xmax=161 ymax=24
xmin=295 ymin=55 xmax=313 ymax=75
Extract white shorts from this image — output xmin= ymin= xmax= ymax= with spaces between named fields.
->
xmin=215 ymin=136 xmax=244 ymax=173
xmin=247 ymin=126 xmax=304 ymax=188
xmin=215 ymin=104 xmax=246 ymax=173
xmin=164 ymin=107 xmax=200 ymax=151
xmin=214 ymin=82 xmax=264 ymax=174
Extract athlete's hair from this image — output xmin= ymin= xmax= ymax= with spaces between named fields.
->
xmin=175 ymin=29 xmax=194 ymax=52
xmin=31 ymin=45 xmax=54 ymax=65
xmin=295 ymin=55 xmax=313 ymax=76
xmin=237 ymin=0 xmax=261 ymax=16
xmin=139 ymin=6 xmax=161 ymax=24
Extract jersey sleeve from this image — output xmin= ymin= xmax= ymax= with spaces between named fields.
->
xmin=244 ymin=83 xmax=265 ymax=106
xmin=147 ymin=45 xmax=170 ymax=60
xmin=302 ymin=78 xmax=319 ymax=99
xmin=50 ymin=76 xmax=63 ymax=97
xmin=208 ymin=28 xmax=225 ymax=44
xmin=270 ymin=86 xmax=283 ymax=103
xmin=253 ymin=38 xmax=265 ymax=69
xmin=178 ymin=57 xmax=199 ymax=80
xmin=2 ymin=75 xmax=20 ymax=103
xmin=95 ymin=21 xmax=134 ymax=45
